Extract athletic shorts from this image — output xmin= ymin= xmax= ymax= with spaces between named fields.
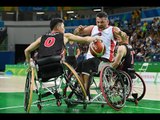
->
xmin=76 ymin=57 xmax=100 ymax=75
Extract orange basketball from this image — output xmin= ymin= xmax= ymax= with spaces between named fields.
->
xmin=89 ymin=40 xmax=106 ymax=57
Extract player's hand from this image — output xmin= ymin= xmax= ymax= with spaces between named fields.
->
xmin=78 ymin=25 xmax=85 ymax=31
xmin=94 ymin=37 xmax=102 ymax=43
xmin=29 ymin=58 xmax=35 ymax=68
xmin=74 ymin=25 xmax=86 ymax=34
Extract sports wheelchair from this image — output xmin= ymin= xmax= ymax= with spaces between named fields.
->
xmin=66 ymin=64 xmax=127 ymax=111
xmin=24 ymin=55 xmax=128 ymax=112
xmin=24 ymin=55 xmax=87 ymax=113
xmin=118 ymin=69 xmax=146 ymax=105
xmin=80 ymin=65 xmax=146 ymax=110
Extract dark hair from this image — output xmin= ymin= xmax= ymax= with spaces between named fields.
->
xmin=96 ymin=12 xmax=108 ymax=18
xmin=50 ymin=18 xmax=64 ymax=30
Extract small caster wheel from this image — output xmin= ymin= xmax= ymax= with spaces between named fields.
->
xmin=57 ymin=100 xmax=62 ymax=107
xmin=37 ymin=104 xmax=42 ymax=110
xmin=135 ymin=100 xmax=138 ymax=106
xmin=35 ymin=89 xmax=38 ymax=94
xmin=33 ymin=89 xmax=38 ymax=94
xmin=63 ymin=93 xmax=66 ymax=98
xmin=101 ymin=104 xmax=104 ymax=108
xmin=63 ymin=92 xmax=66 ymax=98
xmin=83 ymin=104 xmax=87 ymax=109
xmin=67 ymin=103 xmax=71 ymax=108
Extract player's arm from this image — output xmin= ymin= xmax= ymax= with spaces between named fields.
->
xmin=63 ymin=48 xmax=66 ymax=56
xmin=74 ymin=25 xmax=94 ymax=36
xmin=113 ymin=27 xmax=128 ymax=42
xmin=64 ymin=33 xmax=96 ymax=43
xmin=24 ymin=37 xmax=41 ymax=63
xmin=111 ymin=45 xmax=126 ymax=69
xmin=62 ymin=49 xmax=66 ymax=61
xmin=64 ymin=36 xmax=69 ymax=45
xmin=76 ymin=45 xmax=81 ymax=59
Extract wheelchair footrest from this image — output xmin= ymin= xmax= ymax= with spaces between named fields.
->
xmin=41 ymin=92 xmax=52 ymax=98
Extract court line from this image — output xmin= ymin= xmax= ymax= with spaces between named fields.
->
xmin=0 ymin=103 xmax=66 ymax=110
xmin=125 ymin=105 xmax=160 ymax=111
xmin=0 ymin=105 xmax=24 ymax=110
xmin=0 ymin=76 xmax=10 ymax=79
xmin=1 ymin=103 xmax=160 ymax=112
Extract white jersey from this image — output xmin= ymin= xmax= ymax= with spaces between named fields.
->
xmin=86 ymin=25 xmax=117 ymax=62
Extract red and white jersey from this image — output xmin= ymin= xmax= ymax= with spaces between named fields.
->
xmin=86 ymin=25 xmax=117 ymax=62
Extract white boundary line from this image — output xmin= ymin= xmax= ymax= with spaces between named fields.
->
xmin=0 ymin=103 xmax=65 ymax=110
xmin=0 ymin=105 xmax=24 ymax=110
xmin=0 ymin=76 xmax=10 ymax=79
xmin=125 ymin=105 xmax=160 ymax=111
xmin=1 ymin=103 xmax=160 ymax=112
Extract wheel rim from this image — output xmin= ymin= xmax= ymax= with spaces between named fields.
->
xmin=100 ymin=66 xmax=126 ymax=110
xmin=131 ymin=72 xmax=146 ymax=101
xmin=63 ymin=61 xmax=87 ymax=102
xmin=24 ymin=68 xmax=34 ymax=113
xmin=119 ymin=71 xmax=132 ymax=99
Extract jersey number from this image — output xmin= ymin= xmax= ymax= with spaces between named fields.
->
xmin=44 ymin=37 xmax=55 ymax=47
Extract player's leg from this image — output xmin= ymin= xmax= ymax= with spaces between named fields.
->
xmin=81 ymin=58 xmax=101 ymax=100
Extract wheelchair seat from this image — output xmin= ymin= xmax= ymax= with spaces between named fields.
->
xmin=36 ymin=55 xmax=63 ymax=82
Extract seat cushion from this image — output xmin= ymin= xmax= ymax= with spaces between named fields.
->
xmin=38 ymin=62 xmax=63 ymax=82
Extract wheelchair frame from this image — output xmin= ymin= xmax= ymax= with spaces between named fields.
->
xmin=24 ymin=57 xmax=87 ymax=113
xmin=66 ymin=65 xmax=127 ymax=111
xmin=24 ymin=59 xmax=129 ymax=112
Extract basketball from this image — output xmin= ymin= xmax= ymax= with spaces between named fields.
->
xmin=89 ymin=40 xmax=106 ymax=57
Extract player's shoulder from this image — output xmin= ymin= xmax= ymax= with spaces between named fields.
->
xmin=112 ymin=26 xmax=121 ymax=31
xmin=118 ymin=44 xmax=127 ymax=51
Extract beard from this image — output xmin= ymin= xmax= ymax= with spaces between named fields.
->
xmin=98 ymin=25 xmax=106 ymax=30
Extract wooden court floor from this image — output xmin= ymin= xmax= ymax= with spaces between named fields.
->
xmin=0 ymin=75 xmax=160 ymax=114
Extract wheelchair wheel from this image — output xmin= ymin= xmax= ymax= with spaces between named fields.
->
xmin=130 ymin=72 xmax=146 ymax=101
xmin=62 ymin=61 xmax=87 ymax=107
xmin=99 ymin=65 xmax=126 ymax=110
xmin=24 ymin=68 xmax=34 ymax=113
xmin=118 ymin=70 xmax=132 ymax=99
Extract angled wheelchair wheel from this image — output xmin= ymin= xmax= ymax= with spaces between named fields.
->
xmin=100 ymin=65 xmax=126 ymax=110
xmin=118 ymin=70 xmax=132 ymax=99
xmin=62 ymin=61 xmax=87 ymax=107
xmin=131 ymin=72 xmax=146 ymax=101
xmin=24 ymin=68 xmax=34 ymax=113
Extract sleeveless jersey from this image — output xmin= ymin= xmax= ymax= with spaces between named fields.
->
xmin=37 ymin=32 xmax=64 ymax=59
xmin=86 ymin=26 xmax=117 ymax=62
xmin=118 ymin=44 xmax=135 ymax=72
